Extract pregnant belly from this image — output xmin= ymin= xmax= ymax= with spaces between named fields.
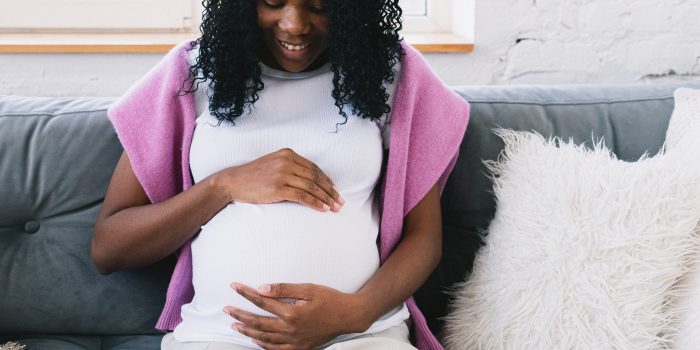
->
xmin=189 ymin=200 xmax=380 ymax=317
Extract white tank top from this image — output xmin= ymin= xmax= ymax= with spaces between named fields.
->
xmin=173 ymin=47 xmax=409 ymax=348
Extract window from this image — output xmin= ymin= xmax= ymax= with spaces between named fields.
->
xmin=402 ymin=0 xmax=429 ymax=16
xmin=0 ymin=0 xmax=472 ymax=53
xmin=0 ymin=0 xmax=193 ymax=32
xmin=401 ymin=0 xmax=474 ymax=45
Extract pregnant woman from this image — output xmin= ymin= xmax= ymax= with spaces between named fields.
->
xmin=90 ymin=0 xmax=469 ymax=349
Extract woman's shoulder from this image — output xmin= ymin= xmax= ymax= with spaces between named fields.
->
xmin=150 ymin=39 xmax=200 ymax=79
xmin=185 ymin=41 xmax=201 ymax=67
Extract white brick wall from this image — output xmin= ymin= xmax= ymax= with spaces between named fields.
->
xmin=1 ymin=0 xmax=699 ymax=97
xmin=429 ymin=0 xmax=700 ymax=85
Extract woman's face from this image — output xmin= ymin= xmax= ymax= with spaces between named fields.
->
xmin=256 ymin=0 xmax=329 ymax=73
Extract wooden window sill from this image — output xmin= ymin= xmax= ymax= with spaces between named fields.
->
xmin=0 ymin=33 xmax=473 ymax=54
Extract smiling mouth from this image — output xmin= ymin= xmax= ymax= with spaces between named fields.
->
xmin=278 ymin=40 xmax=311 ymax=51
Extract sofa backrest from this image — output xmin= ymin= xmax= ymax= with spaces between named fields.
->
xmin=414 ymin=81 xmax=700 ymax=336
xmin=0 ymin=96 xmax=174 ymax=335
xmin=2 ymin=81 xmax=700 ymax=338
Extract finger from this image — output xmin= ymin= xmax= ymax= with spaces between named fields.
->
xmin=232 ymin=283 xmax=292 ymax=319
xmin=232 ymin=323 xmax=289 ymax=346
xmin=280 ymin=186 xmax=332 ymax=212
xmin=224 ymin=307 xmax=287 ymax=332
xmin=257 ymin=283 xmax=312 ymax=300
xmin=283 ymin=175 xmax=338 ymax=212
xmin=287 ymin=151 xmax=329 ymax=184
xmin=291 ymin=164 xmax=343 ymax=209
xmin=288 ymin=152 xmax=345 ymax=204
xmin=291 ymin=155 xmax=334 ymax=188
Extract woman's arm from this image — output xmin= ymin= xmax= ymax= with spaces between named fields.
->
xmin=353 ymin=181 xmax=442 ymax=328
xmin=227 ymin=182 xmax=442 ymax=349
xmin=91 ymin=151 xmax=231 ymax=274
xmin=91 ymin=149 xmax=342 ymax=274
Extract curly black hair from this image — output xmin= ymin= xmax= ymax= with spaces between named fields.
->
xmin=181 ymin=0 xmax=404 ymax=128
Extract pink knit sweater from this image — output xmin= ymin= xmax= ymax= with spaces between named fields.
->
xmin=108 ymin=39 xmax=469 ymax=350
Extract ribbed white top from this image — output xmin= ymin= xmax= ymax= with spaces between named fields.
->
xmin=173 ymin=47 xmax=408 ymax=348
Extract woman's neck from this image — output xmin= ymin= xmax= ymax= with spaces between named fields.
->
xmin=259 ymin=49 xmax=330 ymax=72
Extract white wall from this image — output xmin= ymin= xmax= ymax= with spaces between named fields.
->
xmin=434 ymin=0 xmax=700 ymax=85
xmin=1 ymin=0 xmax=699 ymax=97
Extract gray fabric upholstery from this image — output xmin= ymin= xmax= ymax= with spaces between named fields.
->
xmin=0 ymin=96 xmax=174 ymax=340
xmin=2 ymin=81 xmax=700 ymax=348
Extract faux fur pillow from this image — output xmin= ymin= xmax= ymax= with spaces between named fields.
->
xmin=0 ymin=342 xmax=25 ymax=350
xmin=443 ymin=130 xmax=700 ymax=350
xmin=664 ymin=88 xmax=700 ymax=350
xmin=665 ymin=88 xmax=700 ymax=151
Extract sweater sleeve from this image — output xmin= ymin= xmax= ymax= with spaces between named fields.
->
xmin=379 ymin=41 xmax=470 ymax=261
xmin=107 ymin=40 xmax=198 ymax=203
xmin=377 ymin=41 xmax=470 ymax=350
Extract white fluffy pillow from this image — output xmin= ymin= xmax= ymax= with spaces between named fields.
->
xmin=665 ymin=88 xmax=700 ymax=151
xmin=443 ymin=130 xmax=700 ymax=350
xmin=664 ymin=88 xmax=700 ymax=350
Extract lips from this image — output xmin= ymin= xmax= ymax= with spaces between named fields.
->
xmin=267 ymin=36 xmax=325 ymax=71
xmin=278 ymin=40 xmax=311 ymax=51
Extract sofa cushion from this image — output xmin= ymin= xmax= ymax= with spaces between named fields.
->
xmin=0 ymin=334 xmax=162 ymax=350
xmin=0 ymin=96 xmax=174 ymax=336
xmin=414 ymin=82 xmax=700 ymax=335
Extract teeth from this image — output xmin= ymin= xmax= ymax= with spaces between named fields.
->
xmin=280 ymin=41 xmax=310 ymax=51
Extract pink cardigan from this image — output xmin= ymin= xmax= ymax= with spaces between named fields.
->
xmin=108 ymin=39 xmax=469 ymax=350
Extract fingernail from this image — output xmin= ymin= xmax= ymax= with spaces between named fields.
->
xmin=223 ymin=307 xmax=230 ymax=315
xmin=333 ymin=202 xmax=341 ymax=211
xmin=258 ymin=284 xmax=271 ymax=293
xmin=322 ymin=204 xmax=330 ymax=211
xmin=333 ymin=185 xmax=344 ymax=203
xmin=230 ymin=282 xmax=240 ymax=291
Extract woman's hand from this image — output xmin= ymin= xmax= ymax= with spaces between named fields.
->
xmin=215 ymin=147 xmax=344 ymax=212
xmin=223 ymin=282 xmax=370 ymax=350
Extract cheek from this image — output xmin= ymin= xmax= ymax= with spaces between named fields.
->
xmin=256 ymin=18 xmax=268 ymax=31
xmin=318 ymin=18 xmax=329 ymax=34
xmin=255 ymin=7 xmax=274 ymax=31
xmin=316 ymin=20 xmax=329 ymax=42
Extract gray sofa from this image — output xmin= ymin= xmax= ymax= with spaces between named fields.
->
xmin=2 ymin=81 xmax=700 ymax=349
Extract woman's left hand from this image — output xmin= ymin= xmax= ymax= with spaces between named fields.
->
xmin=224 ymin=282 xmax=370 ymax=350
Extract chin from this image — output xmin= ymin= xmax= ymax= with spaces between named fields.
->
xmin=278 ymin=61 xmax=315 ymax=73
xmin=281 ymin=64 xmax=308 ymax=73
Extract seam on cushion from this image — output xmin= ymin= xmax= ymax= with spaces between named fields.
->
xmin=459 ymin=96 xmax=675 ymax=106
xmin=0 ymin=108 xmax=109 ymax=118
xmin=601 ymin=102 xmax=620 ymax=157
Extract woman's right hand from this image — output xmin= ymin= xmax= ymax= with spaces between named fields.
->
xmin=217 ymin=148 xmax=345 ymax=212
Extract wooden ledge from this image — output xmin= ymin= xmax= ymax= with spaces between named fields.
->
xmin=0 ymin=33 xmax=197 ymax=53
xmin=0 ymin=33 xmax=473 ymax=54
xmin=405 ymin=33 xmax=474 ymax=53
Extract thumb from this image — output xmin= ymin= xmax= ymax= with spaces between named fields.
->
xmin=258 ymin=283 xmax=311 ymax=299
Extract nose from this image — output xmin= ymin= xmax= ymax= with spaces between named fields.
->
xmin=278 ymin=6 xmax=311 ymax=36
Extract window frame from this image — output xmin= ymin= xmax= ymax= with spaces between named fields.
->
xmin=0 ymin=0 xmax=473 ymax=53
xmin=401 ymin=0 xmax=474 ymax=44
xmin=0 ymin=0 xmax=194 ymax=32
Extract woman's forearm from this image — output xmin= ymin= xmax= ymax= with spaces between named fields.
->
xmin=91 ymin=153 xmax=231 ymax=274
xmin=352 ymin=183 xmax=443 ymax=331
